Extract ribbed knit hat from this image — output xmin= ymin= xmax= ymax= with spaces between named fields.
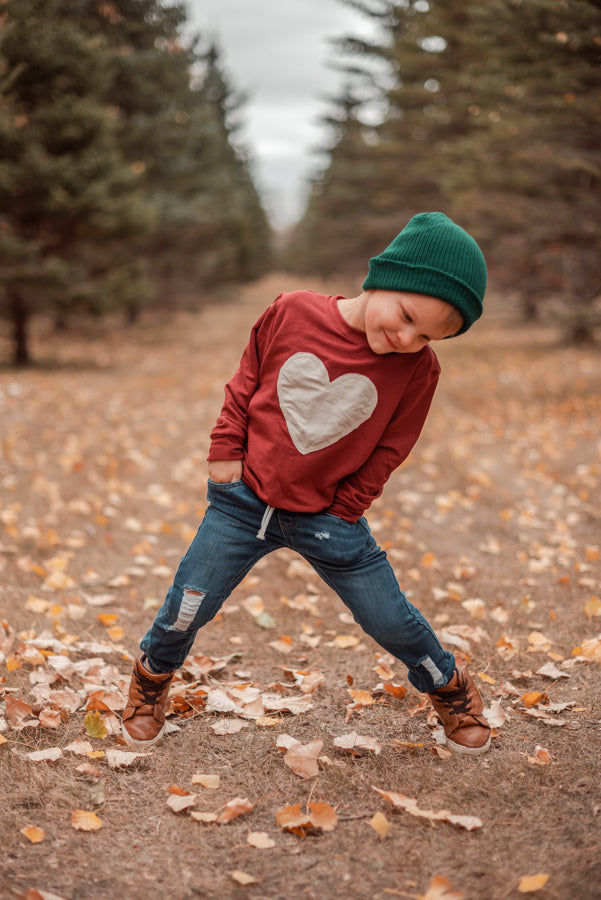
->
xmin=362 ymin=212 xmax=487 ymax=334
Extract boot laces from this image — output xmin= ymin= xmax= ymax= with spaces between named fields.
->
xmin=134 ymin=670 xmax=169 ymax=707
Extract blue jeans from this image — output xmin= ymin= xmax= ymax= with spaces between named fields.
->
xmin=141 ymin=480 xmax=455 ymax=692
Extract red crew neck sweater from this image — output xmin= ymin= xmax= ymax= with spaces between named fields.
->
xmin=208 ymin=290 xmax=440 ymax=521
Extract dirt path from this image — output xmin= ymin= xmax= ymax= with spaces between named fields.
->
xmin=1 ymin=275 xmax=600 ymax=899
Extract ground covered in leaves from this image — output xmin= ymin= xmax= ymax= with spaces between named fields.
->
xmin=1 ymin=276 xmax=600 ymax=900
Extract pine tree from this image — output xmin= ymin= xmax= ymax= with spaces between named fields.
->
xmin=291 ymin=0 xmax=601 ymax=341
xmin=0 ymin=0 xmax=152 ymax=365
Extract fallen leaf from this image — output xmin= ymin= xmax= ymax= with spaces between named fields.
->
xmin=382 ymin=682 xmax=407 ymax=699
xmin=64 ymin=740 xmax=94 ymax=756
xmin=368 ymin=811 xmax=390 ymax=839
xmin=527 ymin=746 xmax=551 ymax=766
xmin=247 ymin=830 xmax=276 ymax=849
xmin=5 ymin=696 xmax=37 ymax=729
xmin=347 ymin=688 xmax=376 ymax=706
xmin=105 ymin=749 xmax=149 ymax=768
xmin=276 ymin=801 xmax=338 ymax=835
xmin=189 ymin=810 xmax=219 ymax=823
xmin=27 ymin=747 xmax=63 ymax=762
xmin=166 ymin=792 xmax=197 ymax=813
xmin=38 ymin=708 xmax=62 ymax=729
xmin=191 ymin=773 xmax=220 ymax=789
xmin=21 ymin=825 xmax=46 ymax=843
xmin=230 ymin=870 xmax=259 ymax=885
xmin=373 ymin=788 xmax=482 ymax=831
xmin=71 ymin=809 xmax=103 ymax=831
xmin=418 ymin=874 xmax=465 ymax=899
xmin=518 ymin=873 xmax=550 ymax=892
xmin=210 ymin=718 xmax=248 ymax=735
xmin=284 ymin=739 xmax=323 ymax=778
xmin=84 ymin=710 xmax=108 ymax=739
xmin=521 ymin=691 xmax=549 ymax=708
xmin=217 ymin=797 xmax=255 ymax=824
xmin=333 ymin=731 xmax=382 ymax=755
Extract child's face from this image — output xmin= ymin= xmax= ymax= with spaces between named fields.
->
xmin=363 ymin=290 xmax=462 ymax=355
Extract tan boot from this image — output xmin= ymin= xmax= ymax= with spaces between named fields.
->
xmin=428 ymin=666 xmax=491 ymax=756
xmin=122 ymin=656 xmax=174 ymax=749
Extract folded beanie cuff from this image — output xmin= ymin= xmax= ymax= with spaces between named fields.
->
xmin=362 ymin=259 xmax=483 ymax=335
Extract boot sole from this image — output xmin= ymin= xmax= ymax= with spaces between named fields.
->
xmin=446 ymin=733 xmax=491 ymax=756
xmin=121 ymin=722 xmax=166 ymax=749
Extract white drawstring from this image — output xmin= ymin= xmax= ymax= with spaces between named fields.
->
xmin=256 ymin=504 xmax=275 ymax=540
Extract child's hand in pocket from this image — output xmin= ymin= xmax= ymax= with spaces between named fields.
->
xmin=208 ymin=460 xmax=243 ymax=483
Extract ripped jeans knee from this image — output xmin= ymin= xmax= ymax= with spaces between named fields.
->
xmin=169 ymin=586 xmax=207 ymax=632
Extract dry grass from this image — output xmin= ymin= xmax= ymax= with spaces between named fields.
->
xmin=1 ymin=275 xmax=600 ymax=899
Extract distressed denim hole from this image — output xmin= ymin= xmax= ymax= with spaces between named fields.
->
xmin=172 ymin=588 xmax=206 ymax=631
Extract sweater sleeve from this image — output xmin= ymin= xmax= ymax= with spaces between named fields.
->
xmin=207 ymin=302 xmax=276 ymax=460
xmin=327 ymin=364 xmax=439 ymax=521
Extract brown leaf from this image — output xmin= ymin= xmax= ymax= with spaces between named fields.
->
xmin=275 ymin=801 xmax=337 ymax=835
xmin=418 ymin=874 xmax=465 ymax=900
xmin=373 ymin=788 xmax=482 ymax=831
xmin=5 ymin=696 xmax=37 ymax=728
xmin=284 ymin=739 xmax=323 ymax=778
xmin=216 ymin=797 xmax=255 ymax=824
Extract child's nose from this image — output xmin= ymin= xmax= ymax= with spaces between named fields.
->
xmin=396 ymin=327 xmax=416 ymax=349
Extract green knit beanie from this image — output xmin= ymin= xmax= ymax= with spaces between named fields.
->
xmin=362 ymin=212 xmax=487 ymax=334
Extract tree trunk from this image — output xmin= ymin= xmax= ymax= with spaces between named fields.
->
xmin=9 ymin=289 xmax=31 ymax=366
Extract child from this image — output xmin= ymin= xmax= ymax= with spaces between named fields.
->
xmin=122 ymin=212 xmax=491 ymax=756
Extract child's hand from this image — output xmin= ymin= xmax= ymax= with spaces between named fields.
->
xmin=208 ymin=459 xmax=243 ymax=483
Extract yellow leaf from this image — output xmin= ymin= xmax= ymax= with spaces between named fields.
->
xmin=97 ymin=613 xmax=118 ymax=626
xmin=583 ymin=596 xmax=601 ymax=619
xmin=71 ymin=809 xmax=103 ymax=831
xmin=84 ymin=711 xmax=108 ymax=739
xmin=106 ymin=625 xmax=124 ymax=642
xmin=21 ymin=825 xmax=46 ymax=843
xmin=518 ymin=873 xmax=550 ymax=893
xmin=368 ymin=811 xmax=390 ymax=839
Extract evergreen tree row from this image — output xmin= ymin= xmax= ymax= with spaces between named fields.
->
xmin=290 ymin=0 xmax=600 ymax=340
xmin=0 ymin=0 xmax=272 ymax=365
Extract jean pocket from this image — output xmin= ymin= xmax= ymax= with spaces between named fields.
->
xmin=207 ymin=479 xmax=247 ymax=496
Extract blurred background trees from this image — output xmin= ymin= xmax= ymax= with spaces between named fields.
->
xmin=0 ymin=0 xmax=271 ymax=364
xmin=289 ymin=0 xmax=601 ymax=341
xmin=0 ymin=0 xmax=599 ymax=365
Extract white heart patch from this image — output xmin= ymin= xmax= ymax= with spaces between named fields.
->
xmin=277 ymin=352 xmax=378 ymax=455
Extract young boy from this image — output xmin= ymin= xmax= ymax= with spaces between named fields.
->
xmin=122 ymin=212 xmax=491 ymax=756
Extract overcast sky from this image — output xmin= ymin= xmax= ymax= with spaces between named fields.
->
xmin=184 ymin=0 xmax=382 ymax=229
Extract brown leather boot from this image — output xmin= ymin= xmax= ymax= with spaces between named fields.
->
xmin=428 ymin=666 xmax=491 ymax=756
xmin=122 ymin=656 xmax=174 ymax=748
